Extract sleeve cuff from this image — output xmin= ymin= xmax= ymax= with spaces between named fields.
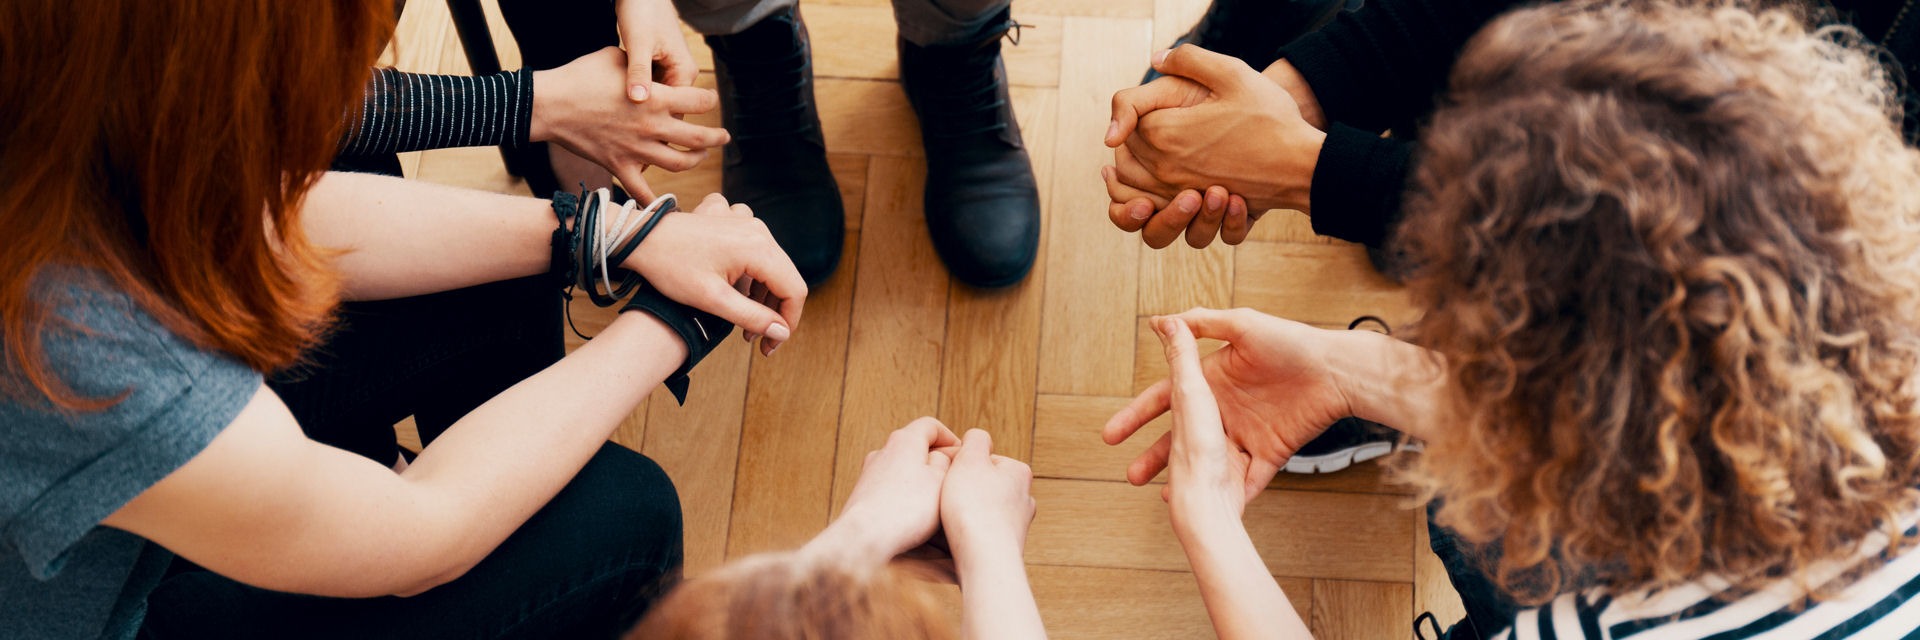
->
xmin=1279 ymin=31 xmax=1366 ymax=132
xmin=9 ymin=373 xmax=259 ymax=580
xmin=1307 ymin=123 xmax=1414 ymax=247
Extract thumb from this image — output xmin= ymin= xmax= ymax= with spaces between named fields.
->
xmin=703 ymin=284 xmax=792 ymax=343
xmin=1152 ymin=44 xmax=1250 ymax=92
xmin=957 ymin=429 xmax=994 ymax=464
xmin=626 ymin=58 xmax=654 ymax=102
xmin=1108 ymin=77 xmax=1207 ymax=147
xmin=1168 ymin=307 xmax=1250 ymax=343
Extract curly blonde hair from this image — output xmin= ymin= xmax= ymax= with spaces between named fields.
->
xmin=1395 ymin=0 xmax=1920 ymax=604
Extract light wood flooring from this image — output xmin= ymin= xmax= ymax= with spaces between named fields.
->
xmin=390 ymin=0 xmax=1465 ymax=637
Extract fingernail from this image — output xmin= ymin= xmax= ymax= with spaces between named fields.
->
xmin=1177 ymin=193 xmax=1199 ymax=214
xmin=1206 ymin=191 xmax=1225 ymax=211
xmin=628 ymin=84 xmax=648 ymax=101
xmin=1153 ymin=49 xmax=1170 ymax=67
xmin=1105 ymin=120 xmax=1120 ymax=141
xmin=1100 ymin=166 xmax=1113 ymax=181
xmin=1129 ymin=201 xmax=1152 ymax=221
xmin=765 ymin=323 xmax=792 ymax=342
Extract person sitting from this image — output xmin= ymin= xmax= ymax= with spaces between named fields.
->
xmin=1107 ymin=1 xmax=1920 ymax=637
xmin=0 ymin=1 xmax=804 ymax=638
xmin=627 ymin=420 xmax=1046 ymax=640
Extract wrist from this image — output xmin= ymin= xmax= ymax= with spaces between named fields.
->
xmin=529 ymin=69 xmax=558 ymax=143
xmin=953 ymin=535 xmax=1027 ymax=579
xmin=1334 ymin=330 xmax=1446 ymax=440
xmin=805 ymin=510 xmax=898 ymax=565
xmin=1170 ymin=493 xmax=1245 ymax=539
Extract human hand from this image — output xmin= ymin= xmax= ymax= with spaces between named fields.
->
xmin=812 ymin=417 xmax=962 ymax=563
xmin=532 ymin=47 xmax=729 ymax=201
xmin=1153 ymin=315 xmax=1257 ymax=525
xmin=622 ymin=193 xmax=806 ymax=356
xmin=1104 ymin=308 xmax=1355 ymax=500
xmin=1102 ymin=46 xmax=1325 ymax=248
xmin=615 ymin=0 xmax=697 ymax=99
xmin=939 ymin=429 xmax=1037 ymax=576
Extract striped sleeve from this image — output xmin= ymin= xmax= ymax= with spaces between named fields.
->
xmin=339 ymin=67 xmax=535 ymax=156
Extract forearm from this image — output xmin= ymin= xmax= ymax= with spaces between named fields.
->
xmin=1173 ymin=510 xmax=1311 ymax=640
xmin=957 ymin=550 xmax=1046 ymax=640
xmin=397 ymin=310 xmax=686 ymax=590
xmin=1333 ymin=329 xmax=1452 ymax=442
xmin=303 ymin=171 xmax=555 ymax=300
xmin=340 ymin=68 xmax=534 ymax=156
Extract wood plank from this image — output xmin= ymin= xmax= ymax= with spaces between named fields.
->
xmin=1232 ymin=242 xmax=1419 ymax=329
xmin=1138 ymin=242 xmax=1234 ymax=316
xmin=1311 ymin=579 xmax=1414 ymax=640
xmin=936 ymin=86 xmax=1057 ymax=459
xmin=641 ymin=338 xmax=753 ymax=574
xmin=1415 ymin=507 xmax=1469 ymax=635
xmin=1151 ymin=0 xmax=1212 ymax=52
xmin=833 ymin=159 xmax=949 ymax=516
xmin=727 ymin=231 xmax=860 ymax=558
xmin=1037 ymin=17 xmax=1150 ymax=397
xmin=1031 ymin=394 xmax=1414 ymax=495
xmin=1246 ymin=209 xmax=1339 ymax=244
xmin=1030 ymin=565 xmax=1313 ymax=639
xmin=1026 ymin=478 xmax=1413 ymax=582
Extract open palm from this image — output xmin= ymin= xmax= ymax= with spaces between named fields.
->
xmin=1104 ymin=308 xmax=1354 ymax=499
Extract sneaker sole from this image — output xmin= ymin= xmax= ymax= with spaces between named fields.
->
xmin=1282 ymin=441 xmax=1423 ymax=474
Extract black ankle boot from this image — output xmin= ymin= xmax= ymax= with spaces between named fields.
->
xmin=899 ymin=12 xmax=1040 ymax=288
xmin=707 ymin=6 xmax=844 ymax=286
xmin=1142 ymin=0 xmax=1348 ymax=84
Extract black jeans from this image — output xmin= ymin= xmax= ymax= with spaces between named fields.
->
xmin=139 ymin=274 xmax=684 ymax=639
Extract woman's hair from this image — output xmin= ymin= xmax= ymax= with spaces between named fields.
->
xmin=1395 ymin=0 xmax=1920 ymax=604
xmin=0 ymin=1 xmax=391 ymax=405
xmin=627 ymin=553 xmax=956 ymax=640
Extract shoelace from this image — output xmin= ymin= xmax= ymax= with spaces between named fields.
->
xmin=1414 ymin=611 xmax=1446 ymax=640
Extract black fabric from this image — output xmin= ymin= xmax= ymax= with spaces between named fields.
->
xmin=139 ymin=444 xmax=682 ymax=640
xmin=494 ymin=0 xmax=624 ymax=197
xmin=339 ymin=68 xmax=536 ymax=157
xmin=146 ymin=251 xmax=682 ymax=637
xmin=1275 ymin=0 xmax=1920 ymax=247
xmin=621 ymin=291 xmax=733 ymax=404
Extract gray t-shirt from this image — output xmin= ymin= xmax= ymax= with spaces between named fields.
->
xmin=0 ymin=274 xmax=261 ymax=639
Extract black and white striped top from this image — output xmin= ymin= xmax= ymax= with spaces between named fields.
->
xmin=1494 ymin=521 xmax=1920 ymax=639
xmin=339 ymin=67 xmax=535 ymax=157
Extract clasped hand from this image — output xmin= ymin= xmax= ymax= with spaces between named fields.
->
xmin=811 ymin=418 xmax=1037 ymax=581
xmin=1102 ymin=46 xmax=1327 ymax=249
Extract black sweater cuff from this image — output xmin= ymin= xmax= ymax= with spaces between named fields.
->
xmin=1279 ymin=31 xmax=1377 ymax=134
xmin=1308 ymin=123 xmax=1412 ymax=247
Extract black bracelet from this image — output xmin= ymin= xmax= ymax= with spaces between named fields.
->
xmin=622 ymin=288 xmax=733 ymax=403
xmin=548 ymin=190 xmax=580 ymax=290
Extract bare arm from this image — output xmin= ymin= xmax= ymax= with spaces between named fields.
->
xmin=956 ymin=545 xmax=1046 ymax=640
xmin=103 ymin=310 xmax=684 ymax=598
xmin=302 ymin=172 xmax=554 ymax=301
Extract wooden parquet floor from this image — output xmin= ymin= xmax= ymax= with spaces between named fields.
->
xmin=391 ymin=0 xmax=1465 ymax=637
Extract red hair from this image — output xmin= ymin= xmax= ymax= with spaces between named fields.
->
xmin=0 ymin=0 xmax=392 ymax=405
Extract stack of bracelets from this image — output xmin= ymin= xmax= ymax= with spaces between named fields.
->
xmin=549 ymin=188 xmax=732 ymax=403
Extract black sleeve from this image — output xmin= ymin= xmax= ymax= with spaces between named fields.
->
xmin=1307 ymin=124 xmax=1412 ymax=247
xmin=1277 ymin=0 xmax=1528 ymax=133
xmin=339 ymin=68 xmax=536 ymax=156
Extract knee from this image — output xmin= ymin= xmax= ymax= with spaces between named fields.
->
xmin=577 ymin=444 xmax=684 ymax=568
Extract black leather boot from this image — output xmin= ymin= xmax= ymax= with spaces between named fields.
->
xmin=1142 ymin=0 xmax=1348 ymax=84
xmin=707 ymin=5 xmax=844 ymax=286
xmin=899 ymin=11 xmax=1040 ymax=288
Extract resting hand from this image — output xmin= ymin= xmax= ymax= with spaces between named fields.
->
xmin=1104 ymin=308 xmax=1353 ymax=500
xmin=532 ymin=47 xmax=728 ymax=201
xmin=614 ymin=0 xmax=698 ymax=98
xmin=622 ymin=193 xmax=806 ymax=355
xmin=1103 ymin=46 xmax=1325 ymax=248
xmin=810 ymin=417 xmax=962 ymax=562
xmin=939 ymin=429 xmax=1037 ymax=574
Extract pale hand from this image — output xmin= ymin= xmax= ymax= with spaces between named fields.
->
xmin=614 ymin=0 xmax=698 ymax=99
xmin=939 ymin=429 xmax=1037 ymax=573
xmin=621 ymin=193 xmax=807 ymax=355
xmin=1104 ymin=308 xmax=1354 ymax=500
xmin=1154 ymin=316 xmax=1258 ymax=522
xmin=532 ymin=47 xmax=728 ymax=201
xmin=818 ymin=417 xmax=962 ymax=562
